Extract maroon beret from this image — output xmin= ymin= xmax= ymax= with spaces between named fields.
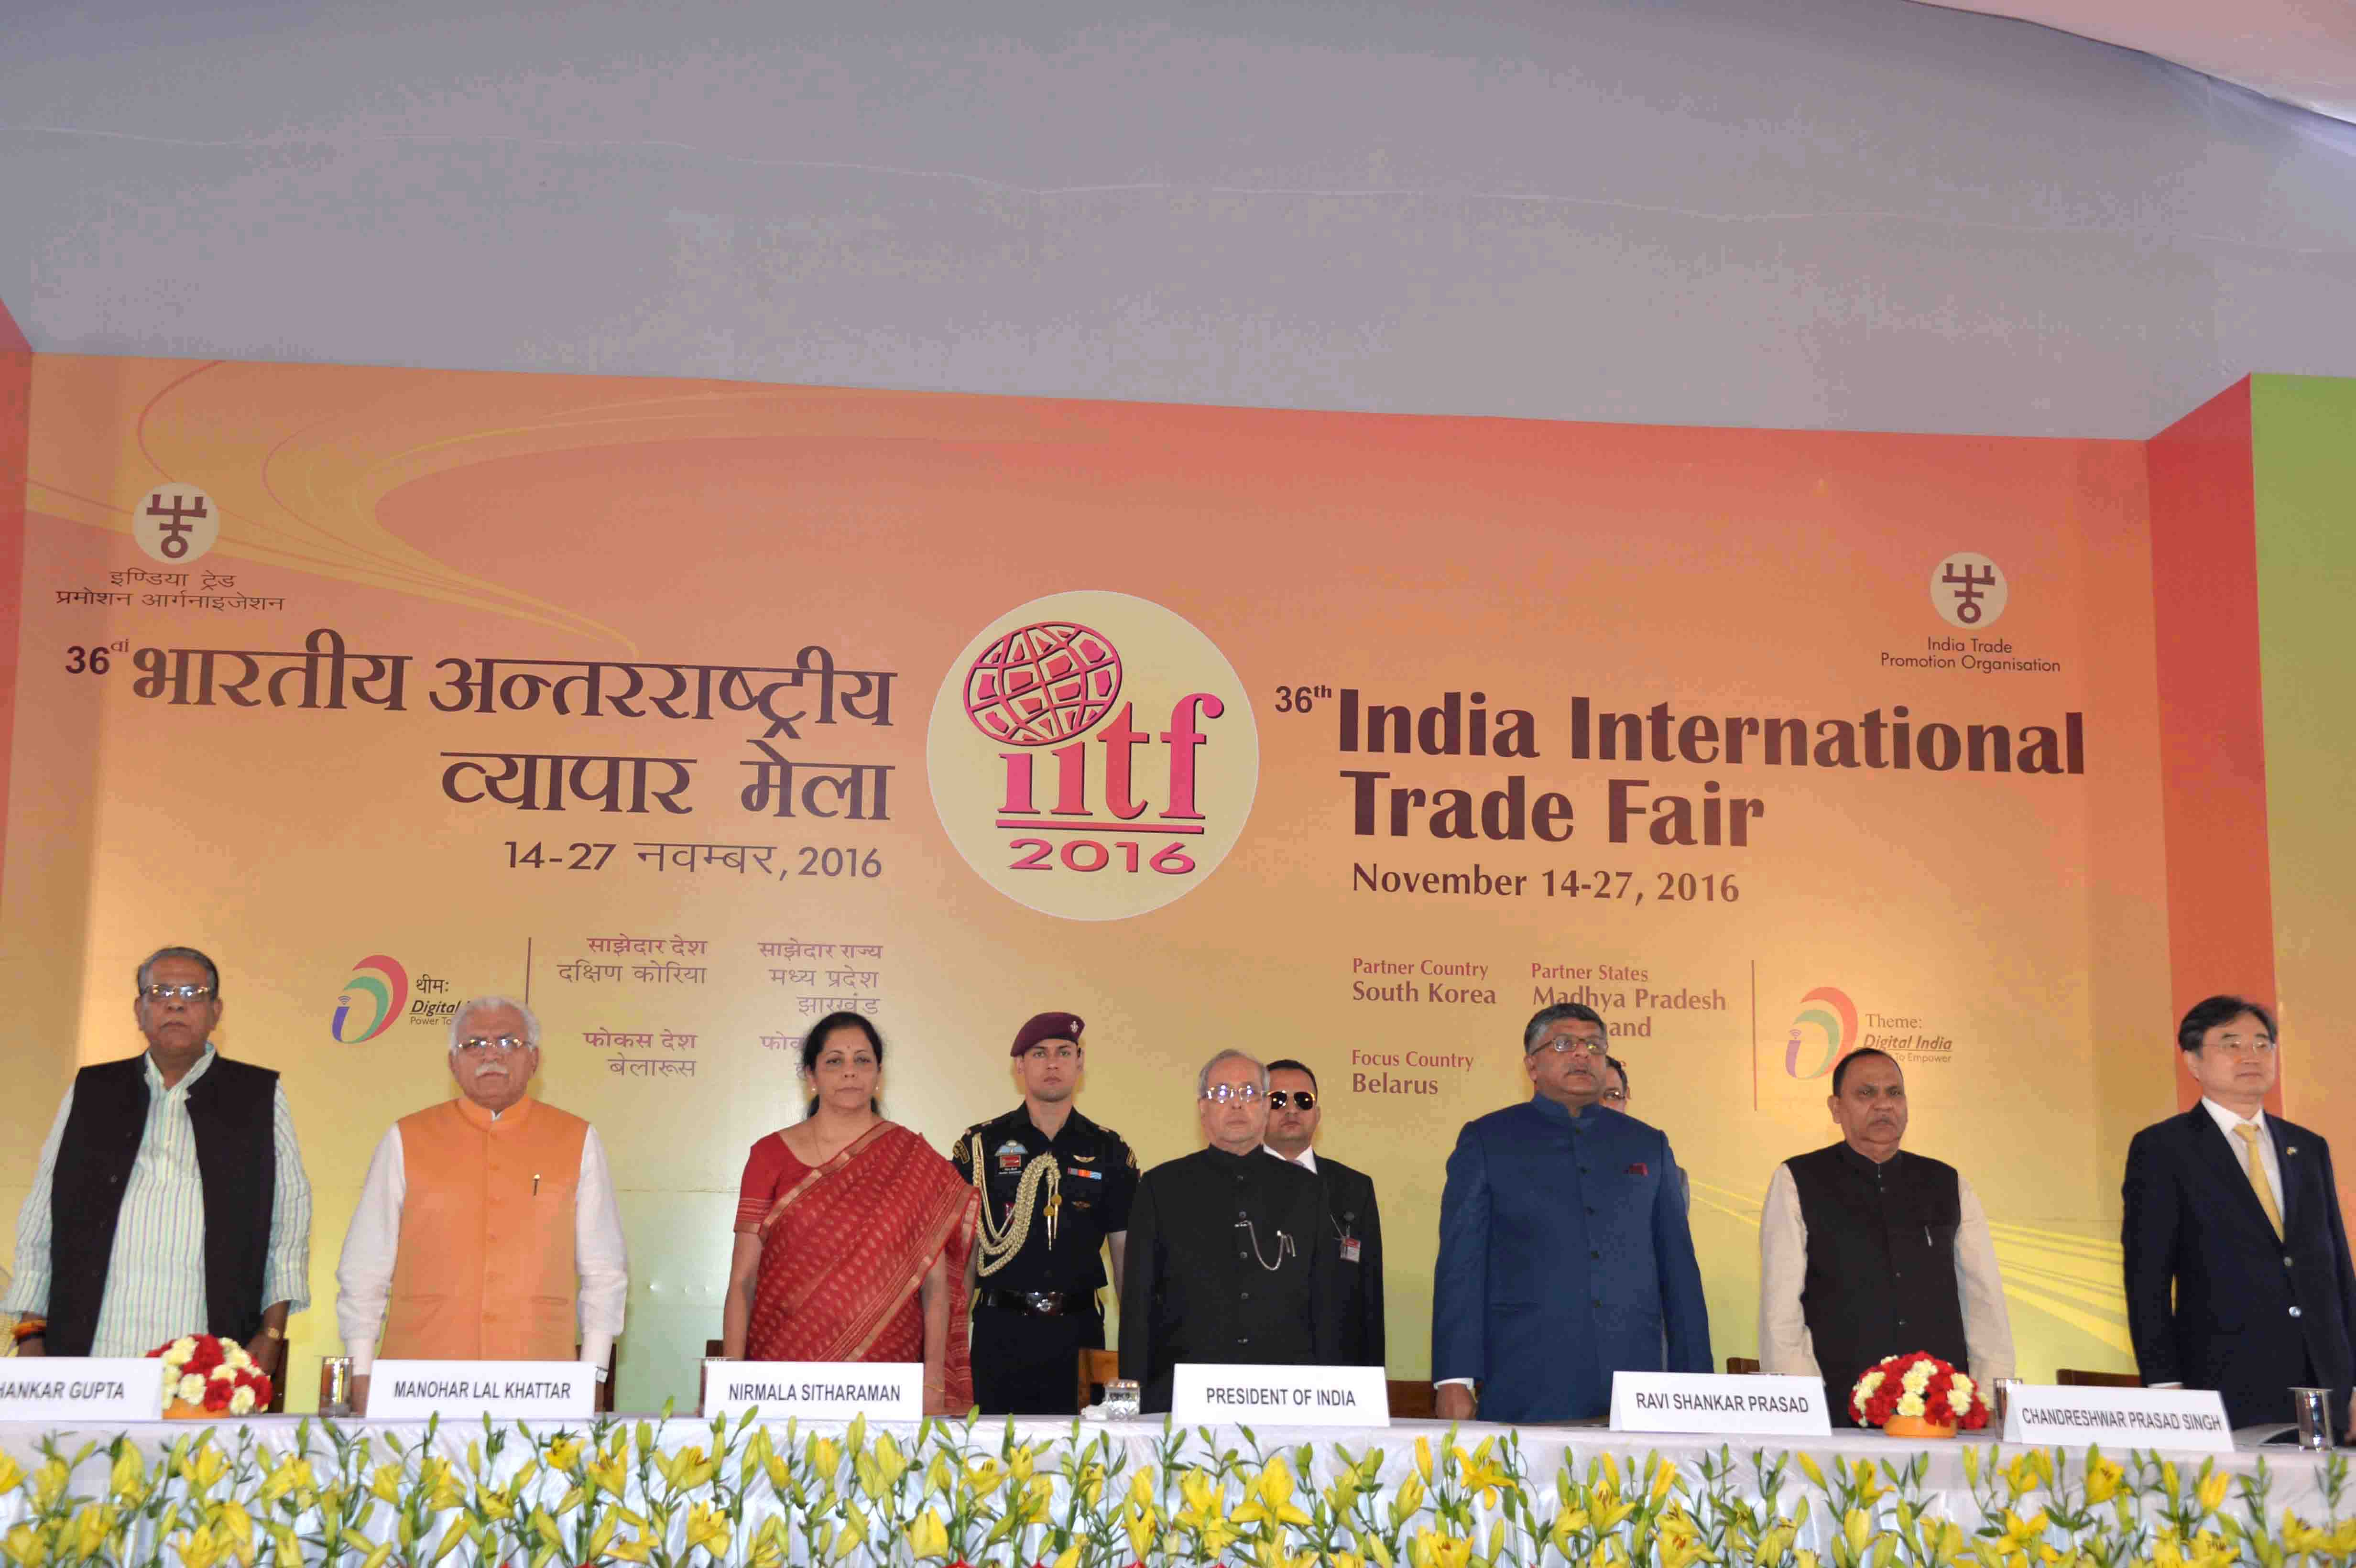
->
xmin=1012 ymin=1011 xmax=1085 ymax=1056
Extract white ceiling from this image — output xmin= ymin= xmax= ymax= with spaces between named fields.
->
xmin=1922 ymin=0 xmax=2356 ymax=123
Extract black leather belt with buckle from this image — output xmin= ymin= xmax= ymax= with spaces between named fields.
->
xmin=979 ymin=1289 xmax=1088 ymax=1316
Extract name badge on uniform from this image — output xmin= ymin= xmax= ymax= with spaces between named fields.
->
xmin=1340 ymin=1238 xmax=1363 ymax=1263
xmin=996 ymin=1140 xmax=1026 ymax=1173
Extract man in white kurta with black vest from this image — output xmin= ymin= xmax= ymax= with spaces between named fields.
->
xmin=5 ymin=947 xmax=312 ymax=1376
xmin=1758 ymin=1047 xmax=2014 ymax=1424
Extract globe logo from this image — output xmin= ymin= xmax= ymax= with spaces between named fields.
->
xmin=963 ymin=621 xmax=1123 ymax=746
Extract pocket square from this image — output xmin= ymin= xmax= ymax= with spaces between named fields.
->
xmin=1626 ymin=1162 xmax=1649 ymax=1176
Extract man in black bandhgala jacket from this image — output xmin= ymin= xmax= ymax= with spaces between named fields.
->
xmin=1120 ymin=1049 xmax=1339 ymax=1413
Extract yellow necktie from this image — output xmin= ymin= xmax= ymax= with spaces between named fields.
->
xmin=2235 ymin=1122 xmax=2284 ymax=1240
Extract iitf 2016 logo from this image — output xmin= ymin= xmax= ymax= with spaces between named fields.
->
xmin=927 ymin=592 xmax=1259 ymax=920
xmin=329 ymin=955 xmax=408 ymax=1043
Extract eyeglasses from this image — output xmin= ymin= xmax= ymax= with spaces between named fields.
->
xmin=457 ymin=1036 xmax=530 ymax=1056
xmin=2207 ymin=1038 xmax=2276 ymax=1056
xmin=1200 ymin=1083 xmax=1264 ymax=1105
xmin=1269 ymin=1090 xmax=1316 ymax=1111
xmin=1533 ymin=1035 xmax=1606 ymax=1057
xmin=141 ymin=983 xmax=214 ymax=1002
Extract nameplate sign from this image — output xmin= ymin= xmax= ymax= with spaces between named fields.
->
xmin=367 ymin=1361 xmax=595 ymax=1420
xmin=1172 ymin=1363 xmax=1391 ymax=1426
xmin=1611 ymin=1372 xmax=1832 ymax=1436
xmin=2002 ymin=1384 xmax=2233 ymax=1452
xmin=704 ymin=1362 xmax=922 ymax=1422
xmin=0 ymin=1358 xmax=165 ymax=1423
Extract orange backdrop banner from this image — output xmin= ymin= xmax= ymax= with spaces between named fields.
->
xmin=4 ymin=356 xmax=2174 ymax=1407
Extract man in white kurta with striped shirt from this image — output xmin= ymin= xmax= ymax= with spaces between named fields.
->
xmin=5 ymin=947 xmax=312 ymax=1381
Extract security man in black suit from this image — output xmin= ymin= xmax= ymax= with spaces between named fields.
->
xmin=952 ymin=1011 xmax=1138 ymax=1413
xmin=1264 ymin=1058 xmax=1384 ymax=1369
xmin=2123 ymin=995 xmax=2356 ymax=1431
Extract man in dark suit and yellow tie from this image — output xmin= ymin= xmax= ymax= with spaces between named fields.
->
xmin=2122 ymin=996 xmax=2356 ymax=1431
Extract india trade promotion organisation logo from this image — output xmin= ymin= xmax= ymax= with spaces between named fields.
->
xmin=328 ymin=955 xmax=409 ymax=1043
xmin=927 ymin=591 xmax=1259 ymax=920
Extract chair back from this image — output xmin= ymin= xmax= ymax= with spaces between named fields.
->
xmin=1076 ymin=1348 xmax=1121 ymax=1412
xmin=1725 ymin=1357 xmax=1762 ymax=1374
xmin=1386 ymin=1379 xmax=1437 ymax=1418
xmin=2056 ymin=1368 xmax=2142 ymax=1388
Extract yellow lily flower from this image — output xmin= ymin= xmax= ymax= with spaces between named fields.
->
xmin=1599 ymin=1454 xmax=1623 ymax=1500
xmin=1409 ymin=1527 xmax=1475 ymax=1568
xmin=808 ymin=1436 xmax=843 ymax=1483
xmin=0 ymin=1454 xmax=22 ymax=1500
xmin=1550 ymin=1506 xmax=1592 ymax=1556
xmin=368 ymin=1462 xmax=404 ymax=1504
xmin=1053 ymin=1541 xmax=1085 ymax=1568
xmin=1236 ymin=1457 xmax=1315 ymax=1529
xmin=2194 ymin=1468 xmax=2230 ymax=1515
xmin=1843 ymin=1508 xmax=1873 ymax=1558
xmin=1012 ymin=1442 xmax=1041 ymax=1484
xmin=1331 ymin=1553 xmax=1365 ymax=1568
xmin=608 ymin=1535 xmax=656 ymax=1565
xmin=175 ymin=1522 xmax=232 ymax=1568
xmin=1393 ymin=1473 xmax=1429 ymax=1528
xmin=1647 ymin=1459 xmax=1678 ymax=1510
xmin=585 ymin=1451 xmax=632 ymax=1498
xmin=1124 ymin=1499 xmax=1159 ymax=1561
xmin=1253 ymin=1541 xmax=1318 ymax=1568
xmin=70 ymin=1504 xmax=115 ymax=1562
xmin=665 ymin=1445 xmax=718 ymax=1492
xmin=1459 ymin=1454 xmax=1515 ymax=1509
xmin=1131 ymin=1464 xmax=1158 ymax=1506
xmin=1795 ymin=1453 xmax=1829 ymax=1494
xmin=685 ymin=1501 xmax=733 ymax=1559
xmin=2083 ymin=1455 xmax=2125 ymax=1507
xmin=964 ymin=1456 xmax=1009 ymax=1502
xmin=1999 ymin=1454 xmax=2045 ymax=1504
xmin=874 ymin=1431 xmax=912 ymax=1492
xmin=545 ymin=1435 xmax=583 ymax=1473
xmin=1363 ymin=1530 xmax=1396 ymax=1568
xmin=32 ymin=1459 xmax=70 ymax=1512
xmin=746 ymin=1517 xmax=790 ymax=1568
xmin=1849 ymin=1462 xmax=1887 ymax=1507
xmin=1657 ymin=1514 xmax=1709 ymax=1568
xmin=908 ymin=1508 xmax=951 ymax=1561
xmin=1077 ymin=1459 xmax=1108 ymax=1508
xmin=0 ymin=1525 xmax=44 ymax=1568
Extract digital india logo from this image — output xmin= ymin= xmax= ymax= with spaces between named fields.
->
xmin=329 ymin=955 xmax=409 ymax=1044
xmin=1785 ymin=985 xmax=1859 ymax=1080
xmin=927 ymin=591 xmax=1259 ymax=921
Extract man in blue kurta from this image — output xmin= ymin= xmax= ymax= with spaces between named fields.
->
xmin=1433 ymin=1002 xmax=1710 ymax=1421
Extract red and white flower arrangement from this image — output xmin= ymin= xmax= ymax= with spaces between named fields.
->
xmin=1849 ymin=1350 xmax=1989 ymax=1433
xmin=147 ymin=1333 xmax=273 ymax=1417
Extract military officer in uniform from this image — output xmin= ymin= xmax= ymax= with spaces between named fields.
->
xmin=952 ymin=1011 xmax=1139 ymax=1414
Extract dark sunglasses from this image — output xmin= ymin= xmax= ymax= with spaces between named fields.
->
xmin=1269 ymin=1090 xmax=1317 ymax=1111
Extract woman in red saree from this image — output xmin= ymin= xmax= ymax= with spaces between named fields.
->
xmin=722 ymin=1012 xmax=978 ymax=1413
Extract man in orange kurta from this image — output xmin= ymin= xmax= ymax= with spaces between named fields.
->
xmin=334 ymin=996 xmax=628 ymax=1409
